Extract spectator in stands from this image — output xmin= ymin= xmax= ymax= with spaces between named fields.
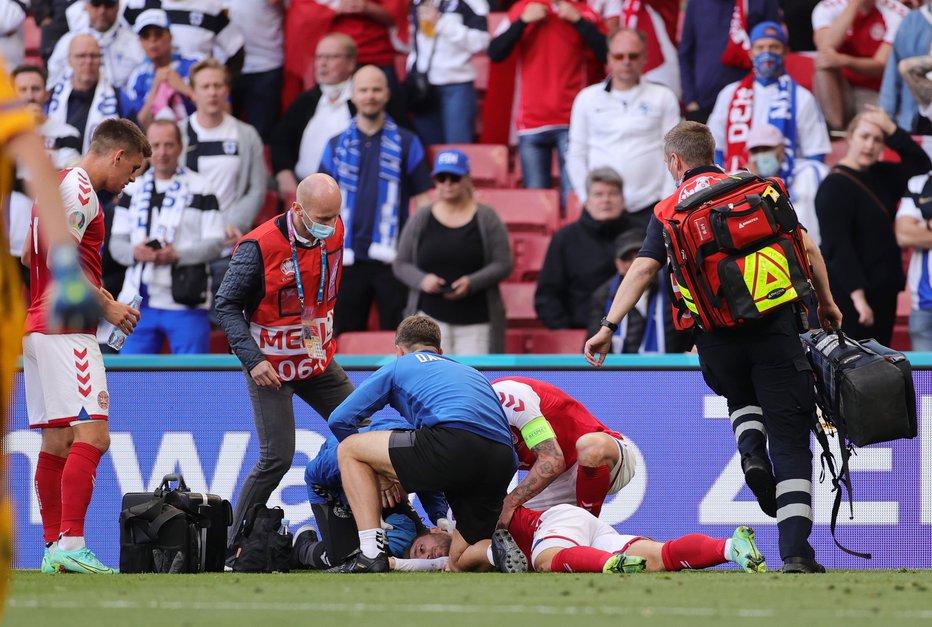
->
xmin=271 ymin=34 xmax=357 ymax=202
xmin=488 ymin=0 xmax=608 ymax=206
xmin=108 ymin=120 xmax=225 ymax=354
xmin=319 ymin=65 xmax=433 ymax=335
xmin=614 ymin=0 xmax=681 ymax=97
xmin=587 ymin=229 xmax=692 ymax=353
xmin=895 ymin=167 xmax=932 ymax=350
xmin=745 ymin=123 xmax=829 ymax=246
xmin=47 ymin=35 xmax=131 ymax=154
xmin=535 ymin=166 xmax=630 ymax=329
xmin=0 ymin=0 xmax=27 ymax=71
xmin=897 ymin=54 xmax=932 ymax=131
xmin=879 ymin=0 xmax=932 ymax=134
xmin=566 ymin=28 xmax=680 ymax=230
xmin=229 ymin=0 xmax=284 ymax=142
xmin=33 ymin=0 xmax=75 ymax=62
xmin=8 ymin=65 xmax=82 ymax=281
xmin=708 ymin=21 xmax=831 ymax=177
xmin=123 ymin=0 xmax=246 ymax=75
xmin=812 ymin=0 xmax=909 ymax=132
xmin=182 ymin=58 xmax=267 ymax=313
xmin=815 ymin=105 xmax=931 ymax=346
xmin=122 ymin=9 xmax=197 ymax=128
xmin=679 ymin=0 xmax=780 ymax=124
xmin=406 ymin=0 xmax=489 ymax=145
xmin=393 ymin=149 xmax=513 ymax=354
xmin=47 ymin=0 xmax=144 ymax=90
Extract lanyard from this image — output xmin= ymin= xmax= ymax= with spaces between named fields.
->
xmin=285 ymin=211 xmax=328 ymax=308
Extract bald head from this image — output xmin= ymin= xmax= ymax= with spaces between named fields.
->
xmin=352 ymin=65 xmax=390 ymax=122
xmin=69 ymin=34 xmax=102 ymax=90
xmin=293 ymin=173 xmax=343 ymax=240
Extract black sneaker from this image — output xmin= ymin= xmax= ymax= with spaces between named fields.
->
xmin=491 ymin=529 xmax=528 ymax=573
xmin=289 ymin=525 xmax=319 ymax=570
xmin=782 ymin=556 xmax=826 ymax=573
xmin=742 ymin=453 xmax=777 ymax=518
xmin=337 ymin=551 xmax=390 ymax=573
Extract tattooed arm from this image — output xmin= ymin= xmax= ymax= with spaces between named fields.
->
xmin=496 ymin=438 xmax=567 ymax=529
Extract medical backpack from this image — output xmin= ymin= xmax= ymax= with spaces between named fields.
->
xmin=660 ymin=172 xmax=813 ymax=330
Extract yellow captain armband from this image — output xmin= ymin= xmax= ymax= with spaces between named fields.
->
xmin=520 ymin=417 xmax=556 ymax=449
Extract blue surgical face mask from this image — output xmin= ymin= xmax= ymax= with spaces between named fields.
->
xmin=750 ymin=151 xmax=781 ymax=177
xmin=298 ymin=208 xmax=336 ymax=241
xmin=752 ymin=51 xmax=784 ymax=84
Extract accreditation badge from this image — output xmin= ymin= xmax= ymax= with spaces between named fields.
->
xmin=301 ymin=308 xmax=327 ymax=363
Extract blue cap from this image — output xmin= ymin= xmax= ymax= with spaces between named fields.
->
xmin=749 ymin=21 xmax=787 ymax=46
xmin=431 ymin=149 xmax=470 ymax=177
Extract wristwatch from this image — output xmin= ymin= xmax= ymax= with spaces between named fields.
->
xmin=599 ymin=316 xmax=619 ymax=332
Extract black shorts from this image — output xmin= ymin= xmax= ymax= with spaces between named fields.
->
xmin=388 ymin=426 xmax=516 ymax=544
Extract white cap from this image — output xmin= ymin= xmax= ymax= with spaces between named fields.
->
xmin=746 ymin=124 xmax=785 ymax=150
xmin=133 ymin=8 xmax=170 ymax=35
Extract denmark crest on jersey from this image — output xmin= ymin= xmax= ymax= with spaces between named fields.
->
xmin=190 ymin=11 xmax=204 ymax=26
xmin=223 ymin=141 xmax=237 ymax=155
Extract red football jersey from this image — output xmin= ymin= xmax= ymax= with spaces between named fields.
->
xmin=492 ymin=377 xmax=623 ymax=469
xmin=507 ymin=505 xmax=544 ymax=566
xmin=24 ymin=167 xmax=103 ymax=335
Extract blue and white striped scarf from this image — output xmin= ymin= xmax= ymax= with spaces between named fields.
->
xmin=332 ymin=116 xmax=403 ymax=265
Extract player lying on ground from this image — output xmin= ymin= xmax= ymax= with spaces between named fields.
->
xmin=492 ymin=377 xmax=636 ymax=526
xmin=406 ymin=503 xmax=767 ymax=574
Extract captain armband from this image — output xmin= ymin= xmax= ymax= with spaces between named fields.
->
xmin=520 ymin=417 xmax=557 ymax=450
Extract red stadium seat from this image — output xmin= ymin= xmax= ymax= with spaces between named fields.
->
xmin=785 ymin=52 xmax=815 ymax=93
xmin=254 ymin=192 xmax=283 ymax=228
xmin=427 ymin=144 xmax=509 ymax=188
xmin=507 ymin=232 xmax=550 ymax=282
xmin=208 ymin=330 xmax=229 ymax=354
xmin=501 ymin=282 xmax=540 ymax=326
xmin=474 ymin=188 xmax=560 ymax=234
xmin=505 ymin=328 xmax=526 ymax=353
xmin=563 ymin=190 xmax=583 ymax=227
xmin=522 ymin=328 xmax=586 ymax=354
xmin=336 ymin=331 xmax=397 ymax=355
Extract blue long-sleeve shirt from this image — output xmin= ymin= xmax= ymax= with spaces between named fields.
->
xmin=305 ymin=415 xmax=449 ymax=524
xmin=327 ymin=351 xmax=514 ymax=450
xmin=879 ymin=8 xmax=932 ymax=133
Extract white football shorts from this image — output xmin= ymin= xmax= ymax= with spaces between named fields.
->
xmin=530 ymin=504 xmax=640 ymax=566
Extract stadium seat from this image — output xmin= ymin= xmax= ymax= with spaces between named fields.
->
xmin=474 ymin=188 xmax=560 ymax=234
xmin=563 ymin=191 xmax=583 ymax=227
xmin=501 ymin=282 xmax=540 ymax=326
xmin=785 ymin=52 xmax=815 ymax=93
xmin=505 ymin=328 xmax=526 ymax=353
xmin=522 ymin=328 xmax=586 ymax=354
xmin=254 ymin=191 xmax=283 ymax=228
xmin=427 ymin=144 xmax=509 ymax=188
xmin=507 ymin=232 xmax=550 ymax=282
xmin=208 ymin=330 xmax=229 ymax=354
xmin=336 ymin=331 xmax=397 ymax=355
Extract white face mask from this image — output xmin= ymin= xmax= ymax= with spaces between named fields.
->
xmin=750 ymin=151 xmax=781 ymax=178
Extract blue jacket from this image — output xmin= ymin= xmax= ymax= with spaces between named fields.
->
xmin=880 ymin=7 xmax=932 ymax=132
xmin=327 ymin=351 xmax=515 ymax=450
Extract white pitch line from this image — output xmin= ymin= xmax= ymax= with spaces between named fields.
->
xmin=6 ymin=598 xmax=932 ymax=620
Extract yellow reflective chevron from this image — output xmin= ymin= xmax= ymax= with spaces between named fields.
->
xmin=761 ymin=185 xmax=781 ymax=204
xmin=676 ymin=281 xmax=699 ymax=315
xmin=742 ymin=245 xmax=798 ymax=312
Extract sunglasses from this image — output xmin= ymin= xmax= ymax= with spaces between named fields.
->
xmin=88 ymin=0 xmax=118 ymax=6
xmin=609 ymin=52 xmax=642 ymax=61
xmin=434 ymin=173 xmax=462 ymax=184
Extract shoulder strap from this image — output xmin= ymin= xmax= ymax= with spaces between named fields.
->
xmin=674 ymin=172 xmax=757 ymax=212
xmin=830 ymin=167 xmax=890 ymax=219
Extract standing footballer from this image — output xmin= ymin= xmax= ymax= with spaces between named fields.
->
xmin=24 ymin=119 xmax=150 ymax=574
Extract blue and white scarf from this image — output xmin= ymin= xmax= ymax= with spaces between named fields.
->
xmin=764 ymin=74 xmax=799 ymax=185
xmin=605 ymin=274 xmax=667 ymax=354
xmin=332 ymin=116 xmax=403 ymax=266
xmin=46 ymin=74 xmax=120 ymax=154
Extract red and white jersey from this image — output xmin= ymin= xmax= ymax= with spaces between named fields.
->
xmin=25 ymin=167 xmax=103 ymax=335
xmin=492 ymin=377 xmax=622 ymax=469
xmin=507 ymin=505 xmax=545 ymax=564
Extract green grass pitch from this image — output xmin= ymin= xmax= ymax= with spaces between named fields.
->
xmin=6 ymin=569 xmax=932 ymax=627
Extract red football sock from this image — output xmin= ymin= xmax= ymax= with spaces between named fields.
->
xmin=35 ymin=452 xmax=67 ymax=544
xmin=660 ymin=534 xmax=727 ymax=571
xmin=59 ymin=442 xmax=103 ymax=538
xmin=576 ymin=465 xmax=611 ymax=516
xmin=550 ymin=546 xmax=614 ymax=573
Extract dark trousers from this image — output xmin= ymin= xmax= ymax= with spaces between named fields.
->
xmin=232 ymin=67 xmax=283 ymax=143
xmin=334 ymin=260 xmax=407 ymax=335
xmin=227 ymin=360 xmax=355 ymax=546
xmin=694 ymin=308 xmax=816 ymax=561
xmin=833 ymin=286 xmax=898 ymax=347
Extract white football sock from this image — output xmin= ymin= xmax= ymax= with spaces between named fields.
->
xmin=724 ymin=539 xmax=733 ymax=561
xmin=486 ymin=544 xmax=495 ymax=565
xmin=58 ymin=535 xmax=85 ymax=551
xmin=358 ymin=528 xmax=385 ymax=558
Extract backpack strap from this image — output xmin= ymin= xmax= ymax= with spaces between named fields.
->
xmin=674 ymin=172 xmax=758 ymax=212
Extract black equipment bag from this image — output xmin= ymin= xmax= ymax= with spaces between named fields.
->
xmin=800 ymin=328 xmax=918 ymax=559
xmin=230 ymin=504 xmax=292 ymax=573
xmin=119 ymin=474 xmax=232 ymax=573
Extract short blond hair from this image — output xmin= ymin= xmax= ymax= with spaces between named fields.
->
xmin=189 ymin=57 xmax=230 ymax=89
